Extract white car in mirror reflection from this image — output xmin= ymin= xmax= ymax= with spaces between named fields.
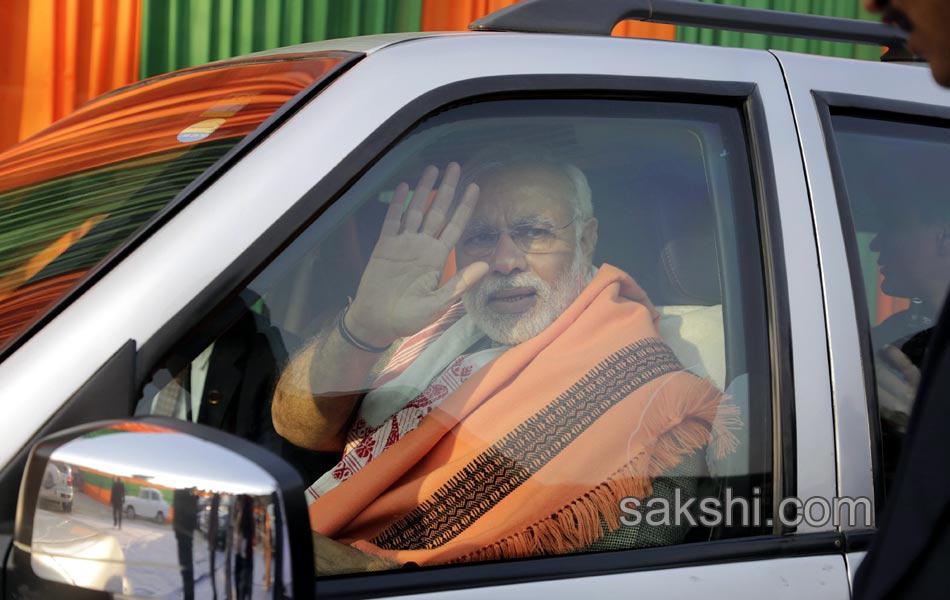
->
xmin=124 ymin=487 xmax=170 ymax=523
xmin=38 ymin=462 xmax=74 ymax=513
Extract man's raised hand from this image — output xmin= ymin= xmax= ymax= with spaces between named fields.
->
xmin=344 ymin=163 xmax=489 ymax=348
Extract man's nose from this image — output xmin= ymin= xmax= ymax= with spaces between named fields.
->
xmin=490 ymin=231 xmax=528 ymax=275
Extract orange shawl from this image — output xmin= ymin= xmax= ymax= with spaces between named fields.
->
xmin=310 ymin=264 xmax=726 ymax=565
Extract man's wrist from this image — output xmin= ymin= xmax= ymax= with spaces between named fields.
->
xmin=339 ymin=303 xmax=393 ymax=353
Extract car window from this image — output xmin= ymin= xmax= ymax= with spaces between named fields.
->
xmin=829 ymin=114 xmax=950 ymax=496
xmin=0 ymin=52 xmax=354 ymax=352
xmin=139 ymin=97 xmax=772 ymax=574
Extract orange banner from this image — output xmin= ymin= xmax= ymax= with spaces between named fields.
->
xmin=82 ymin=481 xmax=111 ymax=506
xmin=876 ymin=272 xmax=910 ymax=324
xmin=0 ymin=54 xmax=348 ymax=194
xmin=0 ymin=0 xmax=142 ymax=153
xmin=613 ymin=20 xmax=676 ymax=41
xmin=0 ymin=53 xmax=351 ymax=350
xmin=422 ymin=0 xmax=520 ymax=28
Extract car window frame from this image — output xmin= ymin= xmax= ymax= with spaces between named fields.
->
xmin=128 ymin=72 xmax=802 ymax=597
xmin=813 ymin=91 xmax=950 ymax=521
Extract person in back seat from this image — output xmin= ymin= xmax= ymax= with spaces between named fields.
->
xmin=138 ymin=294 xmax=289 ymax=456
xmin=272 ymin=149 xmax=737 ymax=574
xmin=867 ymin=195 xmax=950 ymax=490
xmin=856 ymin=2 xmax=950 ymax=598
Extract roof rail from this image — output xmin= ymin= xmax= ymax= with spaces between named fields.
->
xmin=469 ymin=0 xmax=911 ymax=58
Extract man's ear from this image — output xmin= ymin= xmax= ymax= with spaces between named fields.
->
xmin=581 ymin=217 xmax=598 ymax=262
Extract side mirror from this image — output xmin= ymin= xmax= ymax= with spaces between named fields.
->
xmin=10 ymin=418 xmax=314 ymax=599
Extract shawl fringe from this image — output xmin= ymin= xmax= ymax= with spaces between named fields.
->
xmin=453 ymin=376 xmax=739 ymax=563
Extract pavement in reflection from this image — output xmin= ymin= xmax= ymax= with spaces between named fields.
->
xmin=34 ymin=490 xmax=271 ymax=599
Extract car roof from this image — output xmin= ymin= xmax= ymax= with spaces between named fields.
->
xmin=229 ymin=22 xmax=912 ymax=71
xmin=239 ymin=31 xmax=456 ymax=58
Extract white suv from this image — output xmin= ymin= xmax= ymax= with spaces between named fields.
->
xmin=0 ymin=1 xmax=948 ymax=598
xmin=37 ymin=463 xmax=73 ymax=513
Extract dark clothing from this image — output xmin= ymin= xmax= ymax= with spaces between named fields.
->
xmin=208 ymin=494 xmax=221 ymax=600
xmin=193 ymin=308 xmax=330 ymax=480
xmin=110 ymin=479 xmax=125 ymax=507
xmin=195 ymin=309 xmax=288 ymax=452
xmin=883 ymin=327 xmax=934 ymax=493
xmin=854 ymin=300 xmax=950 ymax=599
xmin=176 ymin=532 xmax=195 ymax=600
xmin=173 ymin=489 xmax=199 ymax=600
xmin=872 ymin=311 xmax=934 ymax=493
xmin=234 ymin=495 xmax=255 ymax=600
xmin=110 ymin=480 xmax=125 ymax=528
xmin=173 ymin=488 xmax=199 ymax=534
xmin=898 ymin=326 xmax=933 ymax=368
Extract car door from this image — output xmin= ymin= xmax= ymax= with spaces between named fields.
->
xmin=112 ymin=34 xmax=842 ymax=597
xmin=776 ymin=51 xmax=950 ymax=584
xmin=1 ymin=34 xmax=842 ymax=598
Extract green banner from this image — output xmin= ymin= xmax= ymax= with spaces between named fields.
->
xmin=80 ymin=469 xmax=174 ymax=504
xmin=141 ymin=0 xmax=423 ymax=78
xmin=675 ymin=0 xmax=883 ymax=60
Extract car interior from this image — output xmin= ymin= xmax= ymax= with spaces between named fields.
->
xmin=140 ymin=97 xmax=772 ymax=552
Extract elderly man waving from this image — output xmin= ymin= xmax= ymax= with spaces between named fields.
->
xmin=273 ymin=152 xmax=733 ymax=573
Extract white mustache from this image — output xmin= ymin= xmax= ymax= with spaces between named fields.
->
xmin=463 ymin=245 xmax=589 ymax=345
xmin=476 ymin=273 xmax=549 ymax=299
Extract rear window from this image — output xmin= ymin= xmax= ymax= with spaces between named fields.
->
xmin=830 ymin=113 xmax=950 ymax=494
xmin=0 ymin=51 xmax=355 ymax=351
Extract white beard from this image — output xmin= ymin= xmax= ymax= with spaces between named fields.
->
xmin=463 ymin=248 xmax=589 ymax=345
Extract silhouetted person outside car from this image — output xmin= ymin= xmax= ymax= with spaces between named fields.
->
xmin=110 ymin=477 xmax=125 ymax=529
xmin=233 ymin=494 xmax=255 ymax=600
xmin=855 ymin=0 xmax=950 ymax=598
xmin=173 ymin=487 xmax=199 ymax=600
xmin=207 ymin=493 xmax=221 ymax=600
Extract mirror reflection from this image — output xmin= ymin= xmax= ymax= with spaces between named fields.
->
xmin=29 ymin=422 xmax=290 ymax=599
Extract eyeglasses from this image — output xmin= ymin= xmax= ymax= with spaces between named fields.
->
xmin=458 ymin=218 xmax=575 ymax=258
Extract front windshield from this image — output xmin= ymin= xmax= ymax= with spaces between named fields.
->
xmin=0 ymin=51 xmax=356 ymax=352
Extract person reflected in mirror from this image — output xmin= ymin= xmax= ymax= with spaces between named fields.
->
xmin=262 ymin=503 xmax=273 ymax=592
xmin=206 ymin=493 xmax=221 ymax=600
xmin=110 ymin=477 xmax=125 ymax=530
xmin=273 ymin=148 xmax=737 ymax=574
xmin=233 ymin=495 xmax=255 ymax=600
xmin=173 ymin=487 xmax=199 ymax=600
xmin=269 ymin=492 xmax=285 ymax=596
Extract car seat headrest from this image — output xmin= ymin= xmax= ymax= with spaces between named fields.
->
xmin=655 ymin=191 xmax=722 ymax=306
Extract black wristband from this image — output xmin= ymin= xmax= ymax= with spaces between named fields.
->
xmin=338 ymin=302 xmax=392 ymax=353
